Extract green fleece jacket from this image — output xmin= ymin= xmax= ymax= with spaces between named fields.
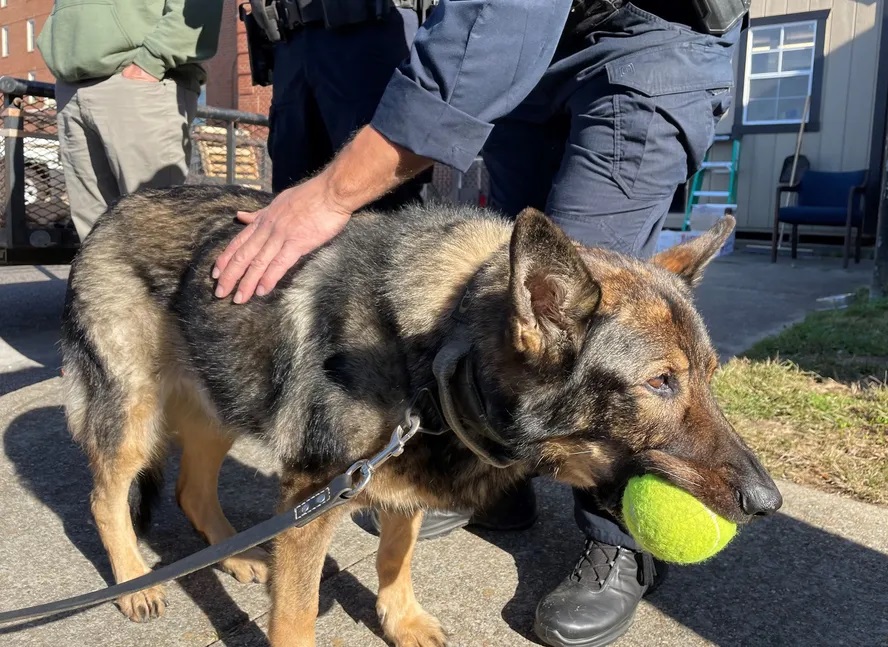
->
xmin=37 ymin=0 xmax=223 ymax=93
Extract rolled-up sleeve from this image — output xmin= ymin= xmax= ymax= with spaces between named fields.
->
xmin=371 ymin=0 xmax=573 ymax=172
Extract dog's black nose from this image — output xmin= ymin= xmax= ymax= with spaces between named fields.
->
xmin=737 ymin=482 xmax=783 ymax=516
xmin=734 ymin=449 xmax=783 ymax=516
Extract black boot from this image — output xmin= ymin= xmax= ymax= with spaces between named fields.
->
xmin=362 ymin=478 xmax=539 ymax=540
xmin=468 ymin=477 xmax=539 ymax=531
xmin=534 ymin=538 xmax=667 ymax=647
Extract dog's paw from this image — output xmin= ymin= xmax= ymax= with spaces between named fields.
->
xmin=221 ymin=546 xmax=270 ymax=584
xmin=116 ymin=586 xmax=167 ymax=622
xmin=381 ymin=608 xmax=448 ymax=647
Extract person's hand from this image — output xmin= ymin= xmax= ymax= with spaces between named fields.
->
xmin=212 ymin=175 xmax=352 ymax=303
xmin=213 ymin=125 xmax=431 ymax=304
xmin=121 ymin=63 xmax=160 ymax=82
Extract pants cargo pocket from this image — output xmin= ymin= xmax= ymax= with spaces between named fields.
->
xmin=606 ymin=41 xmax=734 ymax=201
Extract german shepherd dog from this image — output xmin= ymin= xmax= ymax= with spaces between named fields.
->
xmin=60 ymin=184 xmax=782 ymax=647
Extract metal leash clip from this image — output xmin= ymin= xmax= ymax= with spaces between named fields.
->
xmin=342 ymin=410 xmax=421 ymax=498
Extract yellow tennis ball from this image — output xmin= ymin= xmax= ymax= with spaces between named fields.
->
xmin=622 ymin=474 xmax=737 ymax=564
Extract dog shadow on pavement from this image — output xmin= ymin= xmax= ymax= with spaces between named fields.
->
xmin=7 ymin=407 xmax=885 ymax=647
xmin=1 ymin=405 xmax=381 ymax=646
xmin=470 ymin=478 xmax=888 ymax=647
xmin=0 ymin=265 xmax=68 ymax=398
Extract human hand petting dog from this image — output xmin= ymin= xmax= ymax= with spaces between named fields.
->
xmin=212 ymin=177 xmax=352 ymax=303
xmin=212 ymin=125 xmax=432 ymax=303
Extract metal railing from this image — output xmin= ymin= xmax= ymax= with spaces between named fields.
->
xmin=187 ymin=105 xmax=272 ymax=191
xmin=0 ymin=75 xmax=490 ymax=265
xmin=0 ymin=76 xmax=69 ymax=262
xmin=0 ymin=76 xmax=274 ymax=264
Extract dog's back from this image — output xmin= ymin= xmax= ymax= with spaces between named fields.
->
xmin=61 ymin=185 xmax=266 ymax=447
xmin=61 ymin=184 xmax=511 ymax=467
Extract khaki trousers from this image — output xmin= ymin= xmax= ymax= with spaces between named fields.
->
xmin=55 ymin=74 xmax=199 ymax=242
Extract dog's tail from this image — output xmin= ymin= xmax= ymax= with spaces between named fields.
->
xmin=128 ymin=464 xmax=164 ymax=536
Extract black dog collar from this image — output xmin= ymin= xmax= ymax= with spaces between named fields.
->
xmin=431 ymin=284 xmax=519 ymax=469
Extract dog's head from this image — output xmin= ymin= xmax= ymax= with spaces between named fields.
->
xmin=487 ymin=208 xmax=781 ymax=525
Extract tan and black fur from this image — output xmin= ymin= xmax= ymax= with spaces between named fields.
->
xmin=60 ymin=184 xmax=781 ymax=647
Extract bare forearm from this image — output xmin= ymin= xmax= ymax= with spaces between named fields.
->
xmin=323 ymin=126 xmax=433 ymax=213
xmin=213 ymin=125 xmax=433 ymax=303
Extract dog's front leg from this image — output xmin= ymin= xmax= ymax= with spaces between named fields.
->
xmin=376 ymin=509 xmax=447 ymax=647
xmin=267 ymin=484 xmax=350 ymax=647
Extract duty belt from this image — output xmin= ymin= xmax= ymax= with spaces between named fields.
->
xmin=566 ymin=0 xmax=748 ymax=36
xmin=291 ymin=0 xmax=420 ymax=28
xmin=250 ymin=0 xmax=431 ymax=42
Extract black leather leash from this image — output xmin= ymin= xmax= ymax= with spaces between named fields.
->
xmin=0 ymin=411 xmax=423 ymax=628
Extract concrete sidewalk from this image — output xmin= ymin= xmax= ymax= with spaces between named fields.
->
xmin=0 ymin=252 xmax=886 ymax=647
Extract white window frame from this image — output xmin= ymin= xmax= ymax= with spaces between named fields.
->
xmin=742 ymin=19 xmax=817 ymax=126
xmin=1 ymin=26 xmax=7 ymax=58
xmin=26 ymin=18 xmax=35 ymax=52
xmin=0 ymin=1 xmax=7 ymax=9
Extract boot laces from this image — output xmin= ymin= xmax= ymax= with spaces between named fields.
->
xmin=570 ymin=539 xmax=659 ymax=589
xmin=570 ymin=538 xmax=619 ymax=589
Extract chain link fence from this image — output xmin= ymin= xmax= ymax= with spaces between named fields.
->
xmin=0 ymin=77 xmax=275 ymax=262
xmin=0 ymin=75 xmax=490 ymax=263
xmin=0 ymin=93 xmax=71 ymax=252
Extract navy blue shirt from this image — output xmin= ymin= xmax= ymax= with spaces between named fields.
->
xmin=370 ymin=0 xmax=574 ymax=173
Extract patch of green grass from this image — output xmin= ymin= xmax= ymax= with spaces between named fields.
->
xmin=743 ymin=293 xmax=888 ymax=384
xmin=712 ymin=293 xmax=888 ymax=506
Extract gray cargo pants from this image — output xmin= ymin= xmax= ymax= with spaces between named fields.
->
xmin=55 ymin=74 xmax=198 ymax=243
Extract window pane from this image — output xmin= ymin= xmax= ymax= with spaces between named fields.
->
xmin=782 ymin=48 xmax=814 ymax=72
xmin=783 ymin=22 xmax=815 ymax=47
xmin=777 ymin=97 xmax=807 ymax=121
xmin=751 ymin=52 xmax=779 ymax=74
xmin=749 ymin=78 xmax=779 ymax=100
xmin=746 ymin=99 xmax=778 ymax=123
xmin=751 ymin=27 xmax=780 ymax=51
xmin=779 ymin=75 xmax=810 ymax=98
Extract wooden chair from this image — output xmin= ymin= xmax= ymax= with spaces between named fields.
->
xmin=771 ymin=169 xmax=867 ymax=268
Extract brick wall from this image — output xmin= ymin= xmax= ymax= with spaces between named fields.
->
xmin=0 ymin=0 xmax=53 ymax=81
xmin=203 ymin=1 xmax=239 ymax=109
xmin=203 ymin=0 xmax=272 ymax=115
xmin=234 ymin=3 xmax=272 ymax=116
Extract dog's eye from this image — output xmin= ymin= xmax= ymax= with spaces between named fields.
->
xmin=646 ymin=373 xmax=672 ymax=393
xmin=647 ymin=375 xmax=667 ymax=389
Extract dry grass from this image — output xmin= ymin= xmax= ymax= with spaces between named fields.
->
xmin=713 ymin=358 xmax=888 ymax=506
xmin=711 ymin=293 xmax=888 ymax=505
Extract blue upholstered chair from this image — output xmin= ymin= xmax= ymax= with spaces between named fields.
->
xmin=771 ymin=169 xmax=868 ymax=268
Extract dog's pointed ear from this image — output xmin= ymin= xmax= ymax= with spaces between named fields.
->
xmin=650 ymin=215 xmax=735 ymax=287
xmin=509 ymin=208 xmax=601 ymax=367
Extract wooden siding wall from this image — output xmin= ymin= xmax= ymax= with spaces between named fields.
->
xmin=706 ymin=0 xmax=883 ymax=234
